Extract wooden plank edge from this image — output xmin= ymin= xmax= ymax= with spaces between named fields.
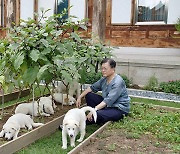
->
xmin=0 ymin=114 xmax=64 ymax=154
xmin=68 ymin=121 xmax=111 ymax=154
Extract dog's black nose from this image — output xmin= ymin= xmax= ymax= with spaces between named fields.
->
xmin=70 ymin=134 xmax=73 ymax=138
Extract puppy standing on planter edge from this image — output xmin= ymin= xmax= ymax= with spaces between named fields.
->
xmin=61 ymin=106 xmax=97 ymax=149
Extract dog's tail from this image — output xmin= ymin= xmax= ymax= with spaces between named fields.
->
xmin=32 ymin=122 xmax=44 ymax=128
xmin=81 ymin=106 xmax=97 ymax=122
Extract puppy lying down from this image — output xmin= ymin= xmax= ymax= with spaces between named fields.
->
xmin=0 ymin=113 xmax=44 ymax=140
xmin=52 ymin=93 xmax=76 ymax=106
xmin=15 ymin=96 xmax=55 ymax=116
xmin=62 ymin=106 xmax=97 ymax=149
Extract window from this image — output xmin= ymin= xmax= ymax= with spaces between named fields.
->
xmin=0 ymin=0 xmax=4 ymax=26
xmin=20 ymin=0 xmax=34 ymax=21
xmin=111 ymin=0 xmax=132 ymax=24
xmin=135 ymin=0 xmax=168 ymax=25
xmin=57 ymin=0 xmax=87 ymax=23
xmin=167 ymin=0 xmax=180 ymax=24
xmin=38 ymin=0 xmax=56 ymax=22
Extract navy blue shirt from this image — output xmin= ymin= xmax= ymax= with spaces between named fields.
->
xmin=90 ymin=74 xmax=130 ymax=113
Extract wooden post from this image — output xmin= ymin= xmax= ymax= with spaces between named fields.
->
xmin=34 ymin=0 xmax=38 ymax=22
xmin=6 ymin=0 xmax=16 ymax=28
xmin=92 ymin=0 xmax=106 ymax=43
xmin=15 ymin=0 xmax=20 ymax=25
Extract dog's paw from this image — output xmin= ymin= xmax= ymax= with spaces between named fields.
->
xmin=71 ymin=144 xmax=75 ymax=147
xmin=62 ymin=146 xmax=67 ymax=149
xmin=77 ymin=138 xmax=83 ymax=142
xmin=28 ymin=126 xmax=33 ymax=130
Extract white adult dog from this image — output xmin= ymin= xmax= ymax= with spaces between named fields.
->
xmin=15 ymin=96 xmax=55 ymax=116
xmin=54 ymin=80 xmax=80 ymax=99
xmin=51 ymin=93 xmax=76 ymax=105
xmin=0 ymin=113 xmax=44 ymax=140
xmin=62 ymin=106 xmax=97 ymax=149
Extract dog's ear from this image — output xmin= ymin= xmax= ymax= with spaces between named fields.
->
xmin=11 ymin=127 xmax=17 ymax=131
xmin=59 ymin=125 xmax=63 ymax=130
xmin=74 ymin=122 xmax=79 ymax=127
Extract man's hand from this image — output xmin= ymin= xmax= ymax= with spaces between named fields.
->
xmin=76 ymin=97 xmax=81 ymax=108
xmin=87 ymin=112 xmax=93 ymax=121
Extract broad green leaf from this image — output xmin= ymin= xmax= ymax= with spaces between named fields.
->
xmin=22 ymin=66 xmax=39 ymax=84
xmin=14 ymin=53 xmax=24 ymax=70
xmin=61 ymin=70 xmax=72 ymax=83
xmin=0 ymin=75 xmax=5 ymax=84
xmin=30 ymin=49 xmax=40 ymax=62
xmin=40 ymin=39 xmax=49 ymax=47
xmin=79 ymin=24 xmax=87 ymax=31
xmin=37 ymin=65 xmax=49 ymax=80
xmin=9 ymin=43 xmax=19 ymax=51
xmin=42 ymin=48 xmax=51 ymax=55
xmin=56 ymin=30 xmax=63 ymax=37
xmin=71 ymin=32 xmax=81 ymax=42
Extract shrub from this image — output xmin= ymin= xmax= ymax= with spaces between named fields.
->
xmin=159 ymin=80 xmax=180 ymax=95
xmin=120 ymin=74 xmax=131 ymax=88
xmin=144 ymin=75 xmax=159 ymax=92
xmin=83 ymin=72 xmax=102 ymax=84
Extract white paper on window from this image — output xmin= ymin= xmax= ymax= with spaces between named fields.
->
xmin=167 ymin=0 xmax=180 ymax=24
xmin=69 ymin=0 xmax=86 ymax=22
xmin=20 ymin=0 xmax=34 ymax=21
xmin=111 ymin=0 xmax=132 ymax=24
xmin=38 ymin=0 xmax=56 ymax=22
xmin=0 ymin=0 xmax=2 ymax=26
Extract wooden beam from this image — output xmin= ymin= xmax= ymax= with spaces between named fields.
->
xmin=92 ymin=0 xmax=106 ymax=43
xmin=15 ymin=0 xmax=20 ymax=25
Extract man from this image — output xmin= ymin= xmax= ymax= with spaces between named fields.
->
xmin=76 ymin=58 xmax=130 ymax=124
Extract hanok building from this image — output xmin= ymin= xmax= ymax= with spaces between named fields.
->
xmin=0 ymin=0 xmax=180 ymax=85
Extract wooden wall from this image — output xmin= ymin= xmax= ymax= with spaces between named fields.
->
xmin=104 ymin=25 xmax=180 ymax=48
xmin=88 ymin=0 xmax=180 ymax=48
xmin=0 ymin=0 xmax=180 ymax=48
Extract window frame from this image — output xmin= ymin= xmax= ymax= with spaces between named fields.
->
xmin=134 ymin=0 xmax=169 ymax=25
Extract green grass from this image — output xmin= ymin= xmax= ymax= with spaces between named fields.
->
xmin=16 ymin=124 xmax=100 ymax=154
xmin=108 ymin=103 xmax=180 ymax=152
xmin=131 ymin=96 xmax=180 ymax=108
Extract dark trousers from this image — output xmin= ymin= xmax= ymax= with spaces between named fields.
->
xmin=85 ymin=92 xmax=128 ymax=125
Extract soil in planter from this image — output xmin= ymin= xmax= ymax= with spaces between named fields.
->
xmin=79 ymin=128 xmax=174 ymax=154
xmin=0 ymin=102 xmax=79 ymax=145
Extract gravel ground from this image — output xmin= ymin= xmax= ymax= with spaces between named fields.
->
xmin=128 ymin=88 xmax=180 ymax=102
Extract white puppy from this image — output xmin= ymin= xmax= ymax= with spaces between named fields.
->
xmin=15 ymin=96 xmax=55 ymax=116
xmin=52 ymin=93 xmax=76 ymax=105
xmin=54 ymin=80 xmax=80 ymax=98
xmin=62 ymin=106 xmax=97 ymax=149
xmin=0 ymin=113 xmax=44 ymax=140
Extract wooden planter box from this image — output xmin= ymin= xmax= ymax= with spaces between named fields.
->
xmin=0 ymin=89 xmax=30 ymax=103
xmin=0 ymin=114 xmax=64 ymax=154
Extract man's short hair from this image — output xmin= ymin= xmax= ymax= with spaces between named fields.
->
xmin=101 ymin=58 xmax=116 ymax=68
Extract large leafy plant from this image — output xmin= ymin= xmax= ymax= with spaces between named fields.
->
xmin=0 ymin=8 xmax=112 ymax=95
